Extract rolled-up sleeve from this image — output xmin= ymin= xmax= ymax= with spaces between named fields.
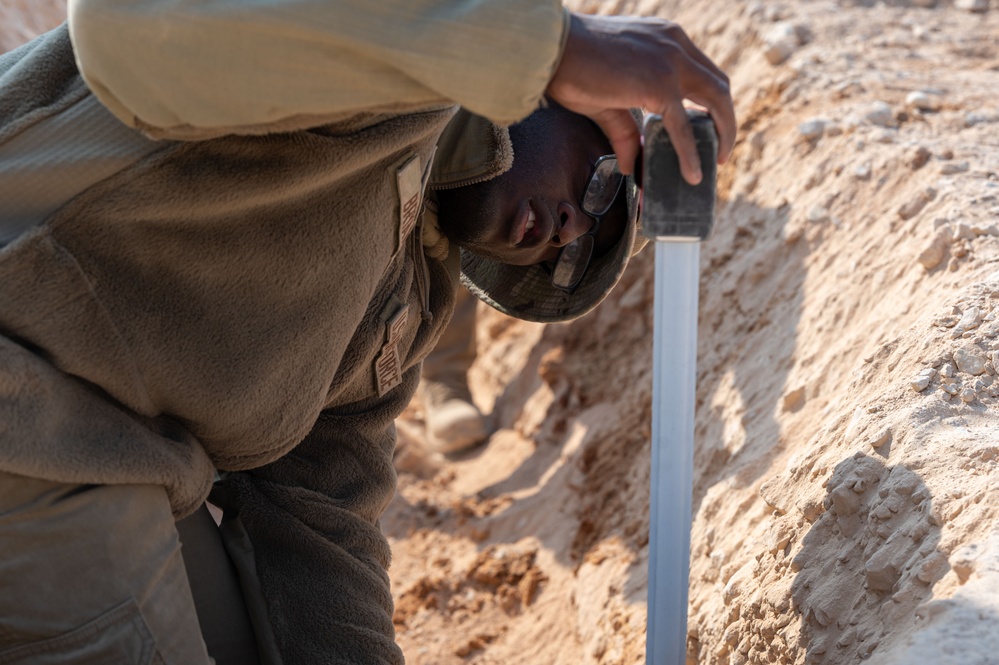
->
xmin=67 ymin=0 xmax=567 ymax=133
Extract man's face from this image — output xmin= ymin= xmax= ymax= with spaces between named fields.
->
xmin=437 ymin=105 xmax=629 ymax=267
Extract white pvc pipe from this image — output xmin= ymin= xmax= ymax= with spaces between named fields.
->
xmin=646 ymin=239 xmax=700 ymax=665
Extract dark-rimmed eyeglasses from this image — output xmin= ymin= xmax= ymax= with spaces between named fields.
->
xmin=550 ymin=155 xmax=625 ymax=293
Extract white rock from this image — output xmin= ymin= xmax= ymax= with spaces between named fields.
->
xmin=954 ymin=347 xmax=987 ymax=375
xmin=965 ymin=111 xmax=990 ymax=127
xmin=763 ymin=23 xmax=801 ymax=65
xmin=898 ymin=188 xmax=936 ymax=220
xmin=906 ymin=91 xmax=940 ymax=112
xmin=911 ymin=375 xmax=931 ymax=392
xmin=955 ymin=0 xmax=989 ymax=12
xmin=807 ymin=206 xmax=832 ymax=223
xmin=940 ymin=161 xmax=970 ymax=175
xmin=870 ymin=427 xmax=892 ymax=448
xmin=941 ymin=363 xmax=956 ymax=378
xmin=864 ymin=101 xmax=896 ymax=128
xmin=919 ymin=367 xmax=938 ymax=378
xmin=874 ymin=129 xmax=897 ymax=144
xmin=960 ymin=387 xmax=978 ymax=403
xmin=854 ymin=163 xmax=872 ymax=180
xmin=919 ymin=227 xmax=951 ymax=271
xmin=798 ymin=118 xmax=826 ymax=140
xmin=955 ymin=224 xmax=977 ymax=241
xmin=953 ymin=307 xmax=982 ymax=336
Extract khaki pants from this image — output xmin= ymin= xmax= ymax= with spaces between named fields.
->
xmin=0 ymin=471 xmax=262 ymax=665
xmin=421 ymin=285 xmax=477 ymax=385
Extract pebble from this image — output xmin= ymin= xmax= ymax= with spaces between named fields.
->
xmin=961 ymin=387 xmax=977 ymax=403
xmin=870 ymin=427 xmax=892 ymax=448
xmin=940 ymin=161 xmax=970 ymax=175
xmin=941 ymin=382 xmax=959 ymax=396
xmin=874 ymin=129 xmax=897 ymax=144
xmin=954 ymin=224 xmax=976 ymax=241
xmin=919 ymin=226 xmax=951 ymax=271
xmin=911 ymin=375 xmax=931 ymax=392
xmin=954 ymin=347 xmax=987 ymax=375
xmin=783 ymin=386 xmax=806 ymax=411
xmin=864 ymin=101 xmax=896 ymax=128
xmin=807 ymin=206 xmax=832 ymax=224
xmin=941 ymin=362 xmax=956 ymax=378
xmin=898 ymin=187 xmax=936 ymax=220
xmin=854 ymin=162 xmax=873 ymax=180
xmin=953 ymin=307 xmax=982 ymax=337
xmin=763 ymin=22 xmax=801 ymax=65
xmin=798 ymin=118 xmax=826 ymax=140
xmin=955 ymin=0 xmax=990 ymax=12
xmin=906 ymin=90 xmax=940 ymax=112
xmin=965 ymin=111 xmax=990 ymax=127
xmin=909 ymin=145 xmax=932 ymax=170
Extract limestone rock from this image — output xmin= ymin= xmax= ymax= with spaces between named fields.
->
xmin=940 ymin=161 xmax=970 ymax=175
xmin=864 ymin=101 xmax=896 ymax=128
xmin=918 ymin=226 xmax=951 ymax=270
xmin=953 ymin=347 xmax=987 ymax=375
xmin=906 ymin=90 xmax=940 ymax=112
xmin=763 ymin=22 xmax=801 ymax=65
xmin=898 ymin=188 xmax=937 ymax=220
xmin=955 ymin=0 xmax=989 ymax=12
xmin=798 ymin=118 xmax=826 ymax=141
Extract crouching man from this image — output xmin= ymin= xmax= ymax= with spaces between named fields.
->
xmin=0 ymin=1 xmax=734 ymax=663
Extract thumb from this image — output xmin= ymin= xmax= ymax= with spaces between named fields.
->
xmin=587 ymin=109 xmax=641 ymax=176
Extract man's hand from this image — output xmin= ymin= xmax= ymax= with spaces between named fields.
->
xmin=547 ymin=13 xmax=736 ymax=184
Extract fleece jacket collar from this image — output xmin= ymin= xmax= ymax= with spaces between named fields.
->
xmin=428 ymin=108 xmax=514 ymax=191
xmin=421 ymin=108 xmax=515 ymax=262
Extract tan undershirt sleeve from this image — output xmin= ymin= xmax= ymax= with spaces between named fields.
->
xmin=68 ymin=0 xmax=568 ymax=137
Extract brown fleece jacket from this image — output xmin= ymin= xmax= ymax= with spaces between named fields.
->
xmin=0 ymin=26 xmax=512 ymax=664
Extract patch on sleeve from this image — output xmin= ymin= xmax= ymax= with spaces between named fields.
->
xmin=396 ymin=154 xmax=422 ymax=255
xmin=374 ymin=303 xmax=410 ymax=396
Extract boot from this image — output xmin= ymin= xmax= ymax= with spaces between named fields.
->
xmin=420 ymin=378 xmax=487 ymax=454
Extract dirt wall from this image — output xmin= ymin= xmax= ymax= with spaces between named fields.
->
xmin=391 ymin=1 xmax=999 ymax=664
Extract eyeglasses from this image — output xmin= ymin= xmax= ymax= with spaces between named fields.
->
xmin=550 ymin=155 xmax=625 ymax=293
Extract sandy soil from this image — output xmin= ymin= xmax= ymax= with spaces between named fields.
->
xmin=4 ymin=1 xmax=999 ymax=663
xmin=390 ymin=2 xmax=999 ymax=664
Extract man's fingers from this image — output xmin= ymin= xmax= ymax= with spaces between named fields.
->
xmin=668 ymin=24 xmax=729 ymax=87
xmin=660 ymin=100 xmax=701 ymax=185
xmin=679 ymin=49 xmax=736 ymax=164
xmin=674 ymin=56 xmax=736 ymax=165
xmin=590 ymin=109 xmax=641 ymax=176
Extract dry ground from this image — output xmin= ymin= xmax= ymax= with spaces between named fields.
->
xmin=389 ymin=2 xmax=999 ymax=664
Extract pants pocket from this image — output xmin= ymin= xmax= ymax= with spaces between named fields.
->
xmin=0 ymin=598 xmax=157 ymax=665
